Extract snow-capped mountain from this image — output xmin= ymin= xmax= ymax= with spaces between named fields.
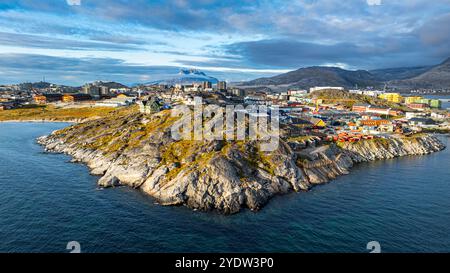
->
xmin=147 ymin=69 xmax=218 ymax=85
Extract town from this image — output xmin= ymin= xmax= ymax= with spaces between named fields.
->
xmin=1 ymin=79 xmax=449 ymax=148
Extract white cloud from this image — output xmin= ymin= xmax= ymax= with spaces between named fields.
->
xmin=367 ymin=0 xmax=382 ymax=6
xmin=66 ymin=0 xmax=81 ymax=6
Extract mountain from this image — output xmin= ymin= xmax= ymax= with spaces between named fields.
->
xmin=239 ymin=57 xmax=450 ymax=91
xmin=389 ymin=58 xmax=450 ymax=89
xmin=370 ymin=66 xmax=432 ymax=81
xmin=147 ymin=69 xmax=218 ymax=85
xmin=240 ymin=66 xmax=381 ymax=89
xmin=87 ymin=81 xmax=129 ymax=89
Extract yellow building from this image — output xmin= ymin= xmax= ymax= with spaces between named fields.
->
xmin=379 ymin=93 xmax=403 ymax=103
xmin=33 ymin=95 xmax=47 ymax=104
xmin=309 ymin=117 xmax=326 ymax=127
xmin=62 ymin=94 xmax=75 ymax=103
xmin=405 ymin=96 xmax=423 ymax=104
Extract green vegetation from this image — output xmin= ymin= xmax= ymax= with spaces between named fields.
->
xmin=0 ymin=104 xmax=120 ymax=121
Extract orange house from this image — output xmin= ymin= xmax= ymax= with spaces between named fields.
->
xmin=33 ymin=95 xmax=47 ymax=104
xmin=360 ymin=119 xmax=390 ymax=126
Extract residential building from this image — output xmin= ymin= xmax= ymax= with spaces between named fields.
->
xmin=288 ymin=90 xmax=308 ymax=96
xmin=431 ymin=112 xmax=447 ymax=119
xmin=82 ymin=84 xmax=101 ymax=98
xmin=405 ymin=96 xmax=423 ymax=104
xmin=138 ymin=98 xmax=162 ymax=114
xmin=217 ymin=81 xmax=227 ymax=91
xmin=202 ymin=81 xmax=212 ymax=90
xmin=405 ymin=112 xmax=427 ymax=119
xmin=430 ymin=99 xmax=442 ymax=108
xmin=379 ymin=93 xmax=403 ymax=103
xmin=62 ymin=94 xmax=75 ymax=103
xmin=229 ymin=88 xmax=246 ymax=97
xmin=408 ymin=118 xmax=436 ymax=126
xmin=310 ymin=86 xmax=344 ymax=93
xmin=349 ymin=90 xmax=385 ymax=97
xmin=407 ymin=103 xmax=429 ymax=110
xmin=33 ymin=95 xmax=47 ymax=104
xmin=359 ymin=119 xmax=390 ymax=127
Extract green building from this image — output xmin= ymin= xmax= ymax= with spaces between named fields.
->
xmin=430 ymin=99 xmax=442 ymax=108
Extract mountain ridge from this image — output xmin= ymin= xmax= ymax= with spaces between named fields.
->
xmin=239 ymin=57 xmax=450 ymax=90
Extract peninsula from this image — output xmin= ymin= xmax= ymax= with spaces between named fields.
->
xmin=37 ymin=106 xmax=446 ymax=214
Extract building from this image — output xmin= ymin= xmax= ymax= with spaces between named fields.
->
xmin=407 ymin=103 xmax=429 ymax=110
xmin=352 ymin=103 xmax=370 ymax=113
xmin=62 ymin=94 xmax=75 ymax=103
xmin=244 ymin=95 xmax=268 ymax=105
xmin=217 ymin=81 xmax=227 ymax=91
xmin=360 ymin=119 xmax=390 ymax=127
xmin=408 ymin=118 xmax=436 ymax=126
xmin=43 ymin=93 xmax=63 ymax=102
xmin=308 ymin=117 xmax=326 ymax=127
xmin=310 ymin=86 xmax=345 ymax=93
xmin=430 ymin=99 xmax=442 ymax=108
xmin=352 ymin=104 xmax=402 ymax=116
xmin=202 ymin=81 xmax=212 ymax=90
xmin=404 ymin=96 xmax=423 ymax=104
xmin=95 ymin=96 xmax=136 ymax=107
xmin=431 ymin=112 xmax=447 ymax=119
xmin=184 ymin=84 xmax=201 ymax=92
xmin=349 ymin=90 xmax=385 ymax=97
xmin=379 ymin=93 xmax=403 ymax=103
xmin=138 ymin=98 xmax=162 ymax=114
xmin=82 ymin=84 xmax=101 ymax=98
xmin=33 ymin=95 xmax=47 ymax=104
xmin=100 ymin=86 xmax=110 ymax=96
xmin=228 ymin=88 xmax=246 ymax=97
xmin=405 ymin=112 xmax=428 ymax=119
xmin=288 ymin=90 xmax=308 ymax=96
xmin=62 ymin=93 xmax=92 ymax=102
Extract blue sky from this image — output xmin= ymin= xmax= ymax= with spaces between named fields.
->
xmin=0 ymin=0 xmax=449 ymax=85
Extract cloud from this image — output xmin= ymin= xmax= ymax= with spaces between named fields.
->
xmin=66 ymin=0 xmax=81 ymax=6
xmin=222 ymin=37 xmax=440 ymax=70
xmin=367 ymin=0 xmax=382 ymax=6
xmin=1 ymin=0 xmax=450 ymax=84
xmin=0 ymin=31 xmax=141 ymax=51
xmin=0 ymin=53 xmax=269 ymax=85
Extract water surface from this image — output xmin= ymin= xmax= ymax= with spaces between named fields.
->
xmin=0 ymin=123 xmax=449 ymax=252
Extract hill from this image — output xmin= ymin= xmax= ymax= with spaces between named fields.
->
xmin=389 ymin=58 xmax=450 ymax=89
xmin=239 ymin=57 xmax=450 ymax=91
xmin=370 ymin=66 xmax=432 ymax=81
xmin=240 ymin=66 xmax=381 ymax=90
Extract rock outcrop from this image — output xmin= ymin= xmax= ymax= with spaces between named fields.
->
xmin=37 ymin=109 xmax=446 ymax=214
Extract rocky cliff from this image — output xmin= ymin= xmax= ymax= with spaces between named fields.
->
xmin=37 ymin=109 xmax=446 ymax=214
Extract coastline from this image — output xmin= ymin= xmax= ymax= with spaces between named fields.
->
xmin=36 ymin=115 xmax=447 ymax=214
xmin=0 ymin=119 xmax=78 ymax=123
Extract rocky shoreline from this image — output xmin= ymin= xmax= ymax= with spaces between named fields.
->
xmin=36 ymin=112 xmax=446 ymax=214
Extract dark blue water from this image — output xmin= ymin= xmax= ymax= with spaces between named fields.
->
xmin=1 ymin=123 xmax=449 ymax=253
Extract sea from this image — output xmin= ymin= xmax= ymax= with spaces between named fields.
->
xmin=0 ymin=122 xmax=449 ymax=253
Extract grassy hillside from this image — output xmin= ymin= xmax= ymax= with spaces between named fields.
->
xmin=0 ymin=105 xmax=133 ymax=122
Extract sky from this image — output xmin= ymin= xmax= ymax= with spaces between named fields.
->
xmin=0 ymin=0 xmax=450 ymax=86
